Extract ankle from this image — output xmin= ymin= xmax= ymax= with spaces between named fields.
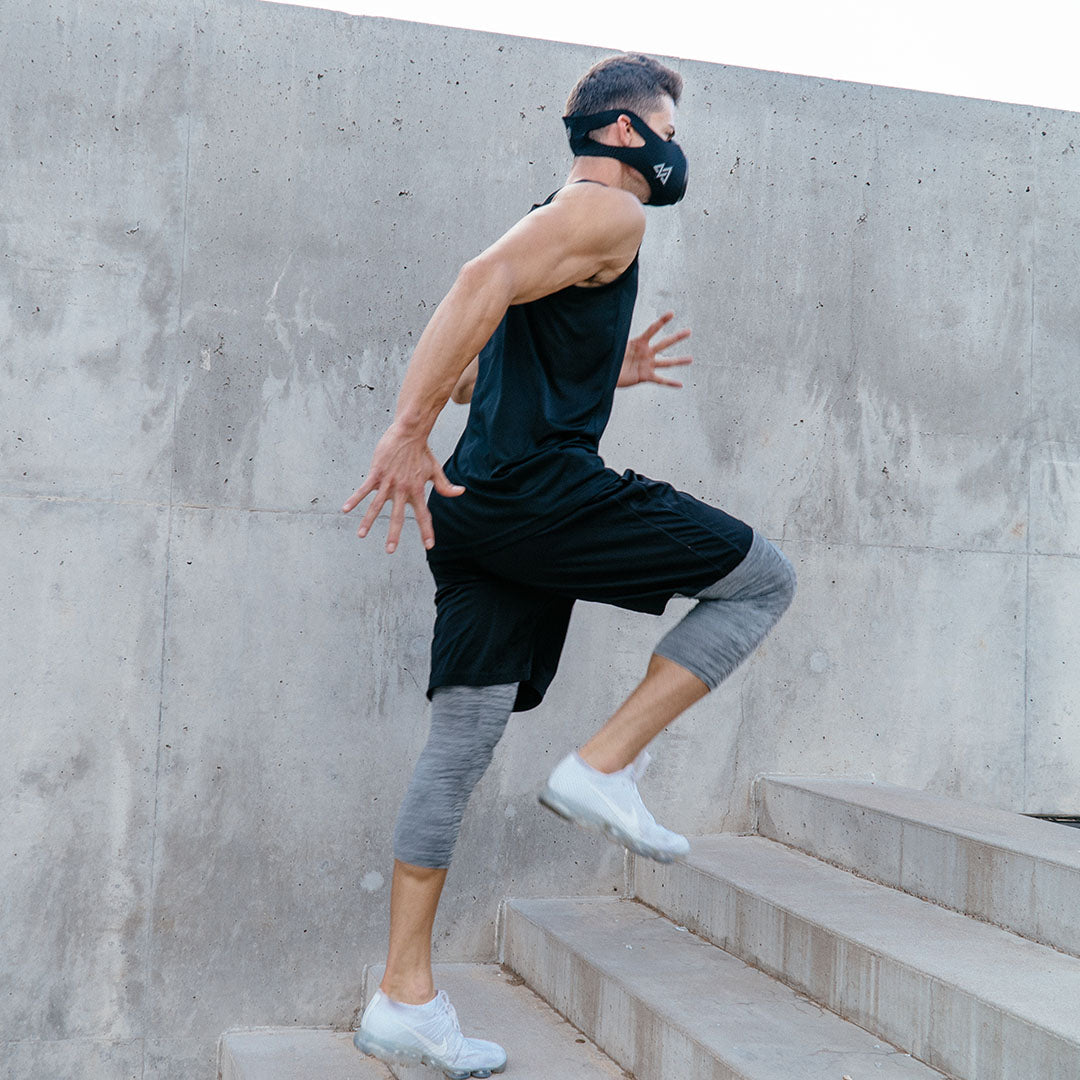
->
xmin=379 ymin=976 xmax=436 ymax=1006
xmin=576 ymin=746 xmax=631 ymax=774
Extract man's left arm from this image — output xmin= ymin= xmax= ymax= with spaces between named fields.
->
xmin=451 ymin=356 xmax=479 ymax=403
xmin=453 ymin=312 xmax=691 ymax=401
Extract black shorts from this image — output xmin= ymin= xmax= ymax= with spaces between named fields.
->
xmin=425 ymin=468 xmax=753 ymax=712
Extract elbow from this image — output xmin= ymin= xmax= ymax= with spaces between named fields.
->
xmin=451 ymin=369 xmax=476 ymax=404
xmin=456 ymin=254 xmax=515 ymax=311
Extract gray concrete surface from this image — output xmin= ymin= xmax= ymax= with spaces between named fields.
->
xmin=756 ymin=774 xmax=1080 ymax=956
xmin=221 ymin=963 xmax=630 ymax=1079
xmin=502 ymin=897 xmax=947 ymax=1080
xmin=4 ymin=0 xmax=1080 ymax=1075
xmin=220 ymin=1030 xmax=392 ymax=1080
xmin=360 ymin=963 xmax=630 ymax=1079
xmin=633 ymin=834 xmax=1080 ymax=1080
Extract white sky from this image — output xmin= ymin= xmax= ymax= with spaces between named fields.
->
xmin=262 ymin=0 xmax=1079 ymax=116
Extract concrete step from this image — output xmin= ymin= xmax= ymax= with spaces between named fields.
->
xmin=360 ymin=962 xmax=630 ymax=1079
xmin=755 ymin=775 xmax=1080 ymax=957
xmin=501 ymin=896 xmax=946 ymax=1080
xmin=220 ymin=1029 xmax=393 ymax=1080
xmin=634 ymin=833 xmax=1080 ymax=1080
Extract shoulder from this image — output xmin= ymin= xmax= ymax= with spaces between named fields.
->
xmin=545 ymin=182 xmax=646 ymax=241
xmin=465 ymin=182 xmax=644 ymax=301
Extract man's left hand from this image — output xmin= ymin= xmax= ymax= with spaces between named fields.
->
xmin=617 ymin=311 xmax=693 ymax=388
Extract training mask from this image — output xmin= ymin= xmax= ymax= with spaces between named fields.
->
xmin=563 ymin=108 xmax=688 ymax=205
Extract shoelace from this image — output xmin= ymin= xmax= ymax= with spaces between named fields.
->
xmin=622 ymin=750 xmax=675 ymax=834
xmin=436 ymin=990 xmax=461 ymax=1031
xmin=416 ymin=989 xmax=462 ymax=1055
xmin=625 ymin=748 xmax=652 ymax=783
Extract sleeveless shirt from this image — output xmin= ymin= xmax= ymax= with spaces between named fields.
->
xmin=427 ymin=182 xmax=640 ymax=556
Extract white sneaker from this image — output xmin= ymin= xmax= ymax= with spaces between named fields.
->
xmin=353 ymin=987 xmax=507 ymax=1079
xmin=538 ymin=749 xmax=690 ymax=863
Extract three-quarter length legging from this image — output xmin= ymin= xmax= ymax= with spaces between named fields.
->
xmin=392 ymin=530 xmax=797 ymax=869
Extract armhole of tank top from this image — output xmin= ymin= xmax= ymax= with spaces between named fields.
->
xmin=534 ymin=183 xmax=638 ymax=287
xmin=571 ymin=247 xmax=639 ymax=291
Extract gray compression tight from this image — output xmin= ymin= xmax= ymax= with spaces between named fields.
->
xmin=392 ymin=530 xmax=796 ymax=869
xmin=653 ymin=529 xmax=797 ymax=690
xmin=392 ymin=682 xmax=520 ymax=870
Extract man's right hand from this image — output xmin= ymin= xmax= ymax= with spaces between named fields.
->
xmin=341 ymin=422 xmax=465 ymax=553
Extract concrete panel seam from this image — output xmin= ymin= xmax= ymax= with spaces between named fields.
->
xmin=495 ymin=898 xmax=508 ymax=963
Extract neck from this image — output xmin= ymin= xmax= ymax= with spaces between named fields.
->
xmin=565 ymin=156 xmax=649 ymax=203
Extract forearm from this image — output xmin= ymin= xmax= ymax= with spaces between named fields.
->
xmin=450 ymin=355 xmax=479 ymax=404
xmin=393 ymin=260 xmax=510 ymax=437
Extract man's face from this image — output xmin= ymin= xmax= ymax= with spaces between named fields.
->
xmin=576 ymin=93 xmax=684 ymax=203
xmin=592 ymin=94 xmax=678 ymax=149
xmin=630 ymin=94 xmax=677 ymax=147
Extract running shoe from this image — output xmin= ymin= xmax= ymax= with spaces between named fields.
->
xmin=354 ymin=986 xmax=506 ymax=1079
xmin=538 ymin=748 xmax=690 ymax=862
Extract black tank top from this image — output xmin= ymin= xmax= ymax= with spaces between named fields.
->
xmin=428 ymin=181 xmax=640 ymax=555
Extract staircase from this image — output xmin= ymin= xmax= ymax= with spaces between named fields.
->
xmin=221 ymin=776 xmax=1080 ymax=1079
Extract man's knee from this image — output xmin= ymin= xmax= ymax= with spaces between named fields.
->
xmin=693 ymin=532 xmax=797 ymax=610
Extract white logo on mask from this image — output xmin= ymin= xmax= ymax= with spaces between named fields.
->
xmin=653 ymin=163 xmax=673 ymax=185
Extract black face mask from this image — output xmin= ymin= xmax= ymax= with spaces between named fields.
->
xmin=563 ymin=108 xmax=688 ymax=205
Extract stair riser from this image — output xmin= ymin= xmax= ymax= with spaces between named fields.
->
xmin=220 ymin=1044 xmax=240 ymax=1080
xmin=757 ymin=779 xmax=1080 ymax=958
xmin=502 ymin=904 xmax=752 ymax=1080
xmin=636 ymin=859 xmax=1080 ymax=1080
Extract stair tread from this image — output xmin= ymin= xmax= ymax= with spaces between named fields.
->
xmin=507 ymin=896 xmax=947 ymax=1079
xmin=221 ymin=1030 xmax=393 ymax=1080
xmin=362 ymin=963 xmax=629 ymax=1079
xmin=761 ymin=775 xmax=1080 ymax=866
xmin=645 ymin=833 xmax=1080 ymax=1039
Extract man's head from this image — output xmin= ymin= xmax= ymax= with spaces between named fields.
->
xmin=563 ymin=54 xmax=687 ymax=204
xmin=565 ymin=53 xmax=683 ymax=131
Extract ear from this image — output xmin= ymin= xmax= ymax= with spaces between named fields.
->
xmin=616 ymin=113 xmax=643 ymax=147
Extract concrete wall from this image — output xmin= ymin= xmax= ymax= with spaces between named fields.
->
xmin=2 ymin=0 xmax=1078 ymax=1075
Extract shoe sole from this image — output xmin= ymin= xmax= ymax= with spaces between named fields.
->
xmin=538 ymin=787 xmax=685 ymax=864
xmin=353 ymin=1031 xmax=506 ymax=1079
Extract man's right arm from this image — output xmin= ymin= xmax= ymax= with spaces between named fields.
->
xmin=387 ymin=184 xmax=645 ymax=439
xmin=342 ymin=184 xmax=647 ymax=553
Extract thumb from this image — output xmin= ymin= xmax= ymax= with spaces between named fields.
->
xmin=432 ymin=465 xmax=466 ymax=497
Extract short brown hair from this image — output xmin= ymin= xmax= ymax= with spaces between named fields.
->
xmin=564 ymin=53 xmax=683 ymax=120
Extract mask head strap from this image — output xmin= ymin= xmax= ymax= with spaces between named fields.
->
xmin=563 ymin=109 xmax=651 ymax=157
xmin=561 ymin=108 xmax=688 ymax=206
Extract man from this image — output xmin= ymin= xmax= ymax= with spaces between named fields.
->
xmin=343 ymin=53 xmax=796 ymax=1078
